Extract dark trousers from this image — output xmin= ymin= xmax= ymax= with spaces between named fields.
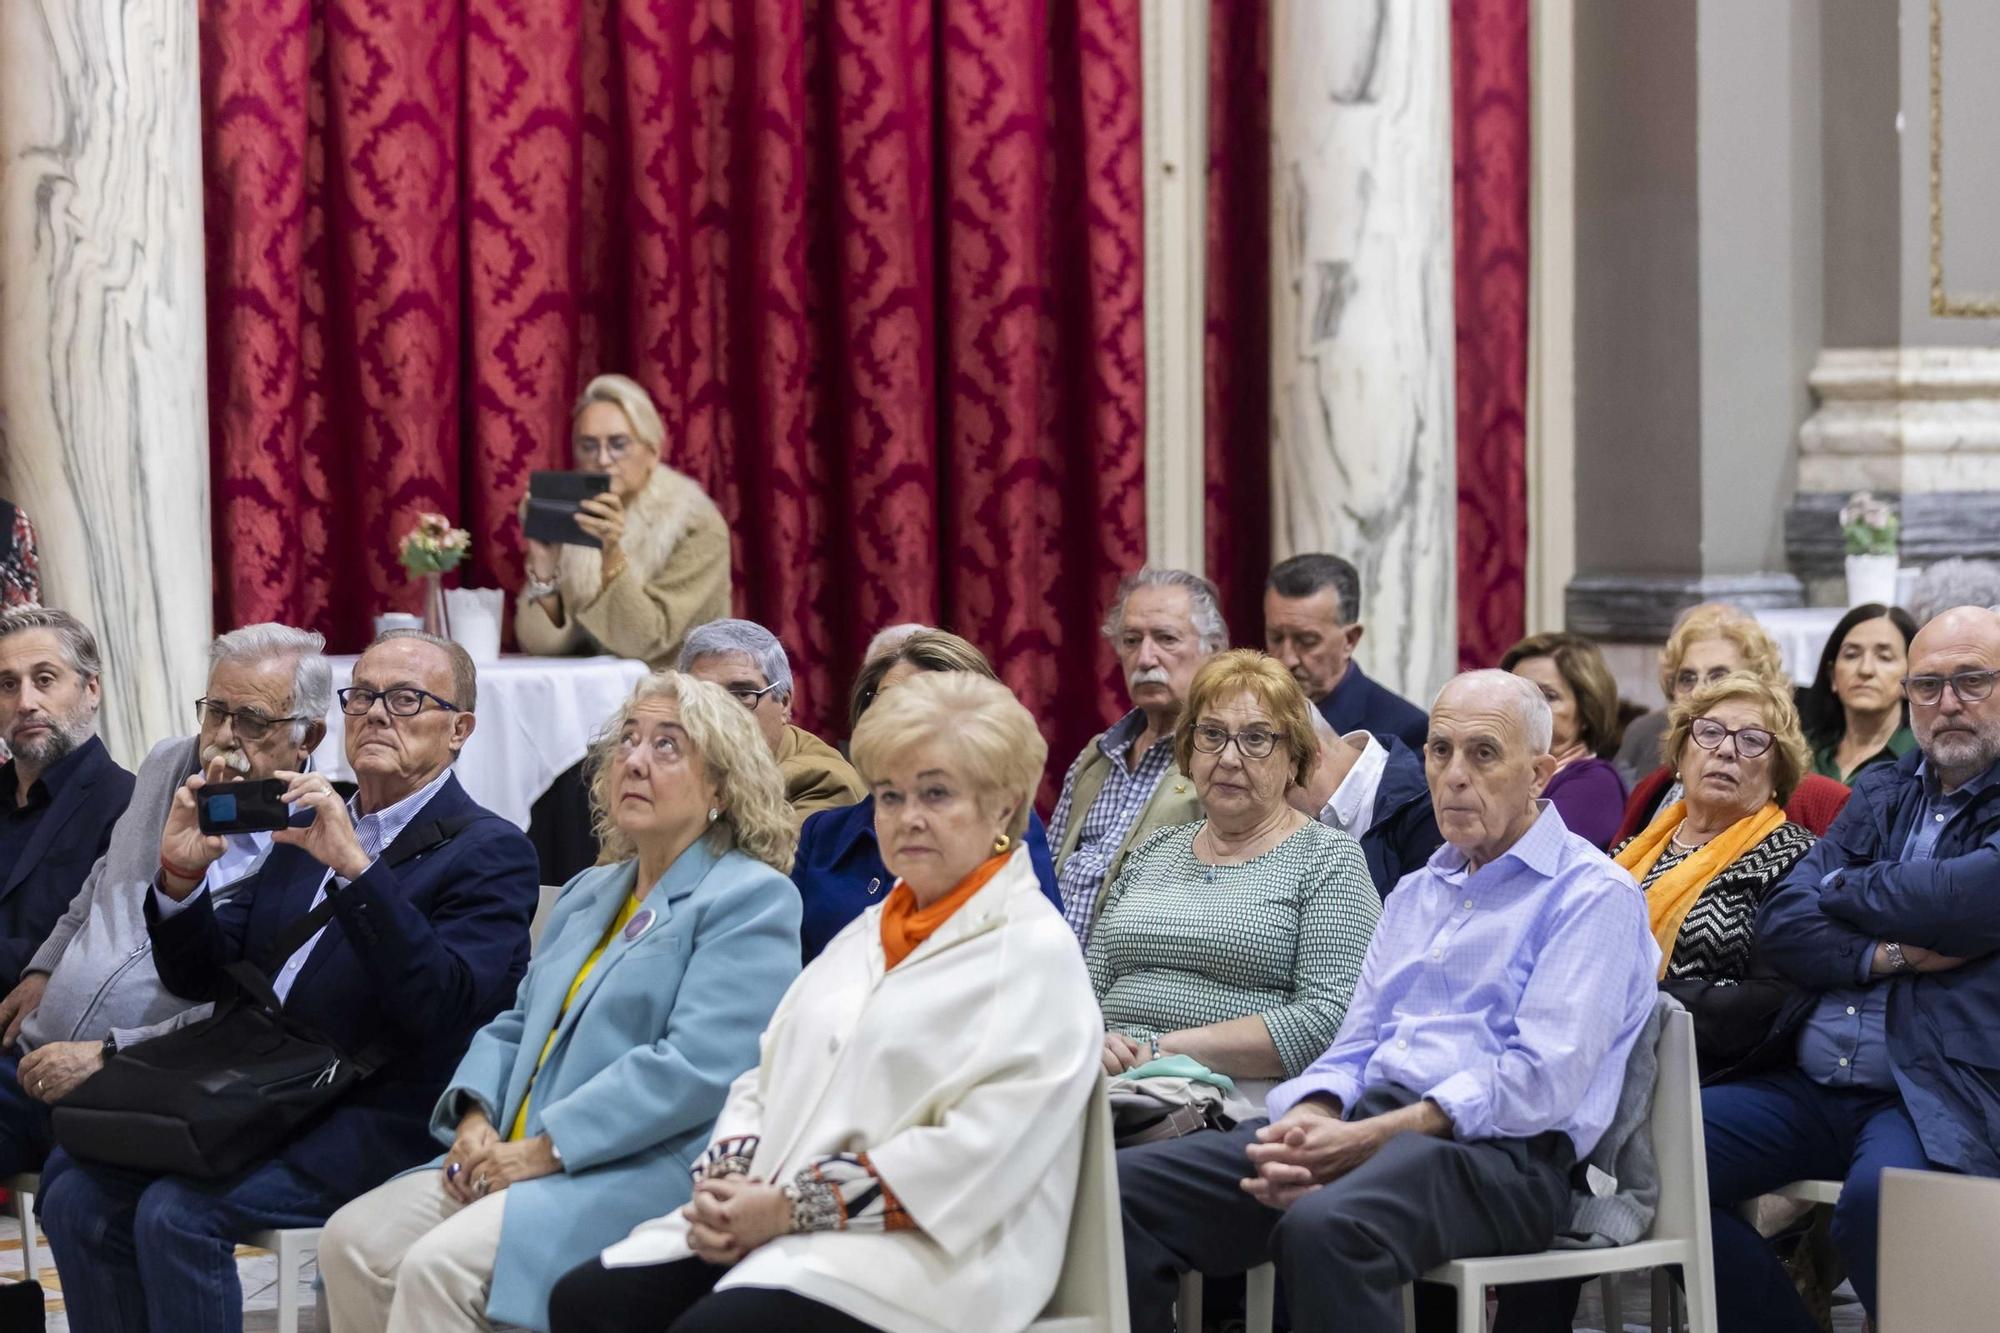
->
xmin=36 ymin=1146 xmax=342 ymax=1333
xmin=0 ymin=1054 xmax=54 ymax=1178
xmin=1701 ymin=1069 xmax=1937 ymax=1333
xmin=549 ymin=1256 xmax=880 ymax=1333
xmin=1119 ymin=1086 xmax=1573 ymax=1333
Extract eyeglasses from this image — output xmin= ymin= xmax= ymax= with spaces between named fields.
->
xmin=1673 ymin=666 xmax=1734 ymax=696
xmin=194 ymin=698 xmax=305 ymax=743
xmin=1688 ymin=717 xmax=1774 ymax=759
xmin=573 ymin=436 xmax=633 ymax=464
xmin=1902 ymin=670 xmax=1998 ymax=707
xmin=336 ymin=686 xmax=461 ymax=718
xmin=724 ymin=681 xmax=786 ymax=709
xmin=1189 ymin=722 xmax=1278 ymax=760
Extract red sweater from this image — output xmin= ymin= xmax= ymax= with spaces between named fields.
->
xmin=1613 ymin=765 xmax=1851 ymax=845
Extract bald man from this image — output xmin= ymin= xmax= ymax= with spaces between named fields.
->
xmin=1705 ymin=606 xmax=2000 ymax=1333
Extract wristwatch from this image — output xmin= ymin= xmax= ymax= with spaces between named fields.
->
xmin=1884 ymin=941 xmax=1913 ymax=974
xmin=101 ymin=1034 xmax=119 ymax=1062
xmin=523 ymin=572 xmax=560 ymax=600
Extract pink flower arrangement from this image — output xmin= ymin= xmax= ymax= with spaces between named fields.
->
xmin=398 ymin=513 xmax=472 ymax=577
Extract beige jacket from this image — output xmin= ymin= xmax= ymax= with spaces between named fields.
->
xmin=775 ymin=723 xmax=865 ymax=826
xmin=1053 ymin=733 xmax=1201 ymax=930
xmin=515 ymin=464 xmax=732 ymax=668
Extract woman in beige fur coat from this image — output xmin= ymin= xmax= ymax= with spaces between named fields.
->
xmin=518 ymin=375 xmax=733 ymax=668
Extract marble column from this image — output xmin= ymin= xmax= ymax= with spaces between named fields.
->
xmin=0 ymin=0 xmax=213 ymax=767
xmin=1270 ymin=0 xmax=1457 ymax=703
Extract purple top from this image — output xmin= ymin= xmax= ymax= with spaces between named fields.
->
xmin=1543 ymin=757 xmax=1627 ymax=851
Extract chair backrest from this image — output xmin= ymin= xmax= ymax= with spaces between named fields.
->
xmin=1643 ymin=1009 xmax=1712 ymax=1246
xmin=528 ymin=884 xmax=564 ymax=951
xmin=1035 ymin=1074 xmax=1132 ymax=1331
xmin=1878 ymin=1167 xmax=2000 ymax=1331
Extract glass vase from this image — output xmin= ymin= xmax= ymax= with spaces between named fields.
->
xmin=421 ymin=572 xmax=451 ymax=639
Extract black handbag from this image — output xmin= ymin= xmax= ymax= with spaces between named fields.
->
xmin=51 ymin=816 xmax=472 ymax=1179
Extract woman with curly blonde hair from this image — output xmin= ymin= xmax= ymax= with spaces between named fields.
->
xmin=319 ymin=672 xmax=801 ymax=1333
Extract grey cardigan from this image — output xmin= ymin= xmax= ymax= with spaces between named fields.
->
xmin=19 ymin=736 xmax=267 ymax=1052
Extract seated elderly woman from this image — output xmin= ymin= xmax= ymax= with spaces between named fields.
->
xmin=1613 ymin=604 xmax=1851 ymax=843
xmin=1500 ymin=632 xmax=1628 ymax=849
xmin=1091 ymin=650 xmax=1380 ymax=1104
xmin=1497 ymin=670 xmax=1818 ymax=1331
xmin=547 ymin=671 xmax=1101 ymax=1333
xmin=317 ymin=672 xmax=801 ymax=1333
xmin=790 ymin=628 xmax=1060 ymax=960
xmin=517 ymin=374 xmax=732 ymax=668
xmin=1798 ymin=602 xmax=1918 ymax=782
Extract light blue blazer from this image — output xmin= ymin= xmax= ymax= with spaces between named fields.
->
xmin=426 ymin=840 xmax=801 ymax=1330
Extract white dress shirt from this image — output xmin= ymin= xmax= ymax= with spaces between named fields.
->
xmin=1317 ymin=730 xmax=1391 ymax=838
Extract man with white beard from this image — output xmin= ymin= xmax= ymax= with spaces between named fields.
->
xmin=0 ymin=609 xmax=133 ymax=992
xmin=0 ymin=623 xmax=330 ymax=1182
xmin=1048 ymin=568 xmax=1225 ymax=945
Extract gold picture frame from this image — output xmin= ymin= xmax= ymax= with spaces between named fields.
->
xmin=1930 ymin=0 xmax=2000 ymax=318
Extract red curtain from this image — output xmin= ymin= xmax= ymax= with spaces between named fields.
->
xmin=1451 ymin=0 xmax=1531 ymax=668
xmin=201 ymin=0 xmax=1145 ymax=772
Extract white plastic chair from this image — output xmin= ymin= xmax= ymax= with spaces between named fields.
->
xmin=1877 ymin=1167 xmax=2000 ymax=1331
xmin=1029 ymin=1074 xmax=1131 ymax=1332
xmin=245 ymin=1226 xmax=320 ymax=1333
xmin=5 ymin=1172 xmax=40 ymax=1284
xmin=1188 ymin=1010 xmax=1717 ymax=1333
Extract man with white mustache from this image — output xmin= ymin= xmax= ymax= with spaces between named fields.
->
xmin=1048 ymin=568 xmax=1225 ymax=944
xmin=0 ymin=624 xmax=330 ymax=1193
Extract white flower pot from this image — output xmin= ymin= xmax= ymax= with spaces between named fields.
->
xmin=1845 ymin=553 xmax=1899 ymax=608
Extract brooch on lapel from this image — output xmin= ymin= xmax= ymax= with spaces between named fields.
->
xmin=623 ymin=908 xmax=657 ymax=943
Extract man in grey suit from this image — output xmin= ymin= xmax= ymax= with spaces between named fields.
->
xmin=0 ymin=623 xmax=331 ymax=1176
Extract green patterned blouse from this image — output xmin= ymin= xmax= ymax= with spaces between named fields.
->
xmin=1085 ymin=819 xmax=1381 ymax=1078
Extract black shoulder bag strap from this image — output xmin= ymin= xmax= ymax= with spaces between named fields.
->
xmin=217 ymin=814 xmax=481 ymax=1064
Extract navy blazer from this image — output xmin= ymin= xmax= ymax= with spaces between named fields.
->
xmin=1757 ymin=749 xmax=2000 ymax=1177
xmin=146 ymin=773 xmax=538 ymax=1197
xmin=0 ymin=736 xmax=134 ymax=990
xmin=1357 ymin=737 xmax=1444 ymax=898
xmin=792 ymin=797 xmax=1063 ymax=961
xmin=1317 ymin=663 xmax=1429 ymax=751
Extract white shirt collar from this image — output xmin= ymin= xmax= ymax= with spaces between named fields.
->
xmin=1320 ymin=730 xmax=1390 ymax=836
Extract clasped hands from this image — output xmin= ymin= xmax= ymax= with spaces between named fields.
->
xmin=681 ymin=1175 xmax=795 ymax=1265
xmin=156 ymin=759 xmax=372 ymax=899
xmin=1239 ymin=1099 xmax=1389 ymax=1211
xmin=440 ymin=1111 xmax=560 ymax=1204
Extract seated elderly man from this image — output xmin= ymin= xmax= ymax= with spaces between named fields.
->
xmin=1288 ymin=709 xmax=1442 ymax=898
xmin=0 ymin=624 xmax=330 ymax=1190
xmin=0 ymin=608 xmax=135 ymax=993
xmin=1265 ymin=554 xmax=1428 ymax=750
xmin=1119 ymin=670 xmax=1658 ymax=1333
xmin=38 ymin=629 xmax=539 ymax=1333
xmin=680 ymin=617 xmax=864 ymax=824
xmin=1050 ymin=568 xmax=1223 ymax=944
xmin=1702 ymin=605 xmax=2000 ymax=1333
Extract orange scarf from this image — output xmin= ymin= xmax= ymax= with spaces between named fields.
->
xmin=880 ymin=850 xmax=1010 ymax=970
xmin=1617 ymin=799 xmax=1788 ymax=978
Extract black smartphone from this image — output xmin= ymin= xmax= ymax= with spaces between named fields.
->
xmin=196 ymin=779 xmax=291 ymax=835
xmin=524 ymin=471 xmax=612 ymax=548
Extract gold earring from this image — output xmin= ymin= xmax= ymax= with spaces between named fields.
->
xmin=992 ymin=832 xmax=1012 ymax=854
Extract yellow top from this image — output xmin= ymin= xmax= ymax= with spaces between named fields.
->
xmin=509 ymin=891 xmax=645 ymax=1140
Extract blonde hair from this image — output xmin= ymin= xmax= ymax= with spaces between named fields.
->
xmin=850 ymin=671 xmax=1046 ymax=840
xmin=1664 ymin=670 xmax=1811 ymax=809
xmin=1174 ymin=649 xmax=1318 ymax=788
xmin=573 ymin=373 xmax=665 ymax=455
xmin=588 ymin=672 xmax=797 ymax=873
xmin=1658 ymin=604 xmax=1785 ymax=702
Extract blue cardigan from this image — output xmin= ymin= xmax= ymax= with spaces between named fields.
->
xmin=431 ymin=842 xmax=800 ymax=1329
xmin=793 ymin=797 xmax=1062 ymax=960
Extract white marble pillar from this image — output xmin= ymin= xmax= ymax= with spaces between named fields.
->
xmin=1270 ymin=0 xmax=1457 ymax=701
xmin=0 ymin=0 xmax=213 ymax=767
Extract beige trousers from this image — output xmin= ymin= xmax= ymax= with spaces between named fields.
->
xmin=319 ymin=1168 xmax=509 ymax=1333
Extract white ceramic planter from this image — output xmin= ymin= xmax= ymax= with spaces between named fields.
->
xmin=1845 ymin=553 xmax=1899 ymax=608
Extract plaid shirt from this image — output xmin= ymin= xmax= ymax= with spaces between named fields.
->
xmin=1049 ymin=710 xmax=1177 ymax=943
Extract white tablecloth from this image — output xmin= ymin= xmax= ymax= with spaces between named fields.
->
xmin=311 ymin=655 xmax=650 ymax=829
xmin=1753 ymin=608 xmax=1846 ymax=687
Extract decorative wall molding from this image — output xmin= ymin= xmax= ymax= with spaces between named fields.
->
xmin=1796 ymin=347 xmax=2000 ymax=494
xmin=1566 ymin=573 xmax=1803 ymax=642
xmin=1928 ymin=0 xmax=2000 ymax=318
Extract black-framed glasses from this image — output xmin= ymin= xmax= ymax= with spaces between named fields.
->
xmin=1902 ymin=670 xmax=1998 ymax=707
xmin=1689 ymin=717 xmax=1774 ymax=759
xmin=194 ymin=698 xmax=306 ymax=743
xmin=724 ymin=681 xmax=786 ymax=709
xmin=1189 ymin=722 xmax=1278 ymax=760
xmin=337 ymin=686 xmax=461 ymax=718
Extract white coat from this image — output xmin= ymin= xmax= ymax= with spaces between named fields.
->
xmin=601 ymin=845 xmax=1100 ymax=1333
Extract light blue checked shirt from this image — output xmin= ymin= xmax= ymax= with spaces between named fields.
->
xmin=1266 ymin=803 xmax=1660 ymax=1157
xmin=1050 ymin=710 xmax=1178 ymax=943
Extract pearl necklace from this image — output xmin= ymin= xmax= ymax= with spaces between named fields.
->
xmin=1668 ymin=827 xmax=1707 ymax=854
